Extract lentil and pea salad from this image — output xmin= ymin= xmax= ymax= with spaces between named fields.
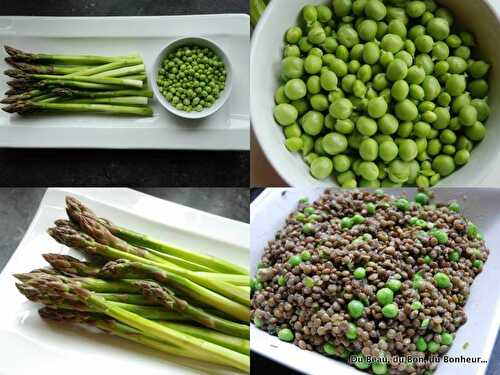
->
xmin=251 ymin=189 xmax=488 ymax=374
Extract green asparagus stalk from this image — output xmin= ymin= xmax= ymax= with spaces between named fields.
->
xmin=65 ymin=96 xmax=149 ymax=106
xmin=91 ymin=64 xmax=145 ymax=78
xmin=52 ymin=88 xmax=153 ymax=98
xmin=47 ymin=228 xmax=249 ymax=321
xmin=5 ymin=59 xmax=85 ymax=75
xmin=16 ymin=273 xmax=249 ymax=337
xmin=5 ymin=46 xmax=141 ymax=65
xmin=3 ymin=101 xmax=153 ymax=116
xmin=16 ymin=282 xmax=187 ymax=320
xmin=128 ymin=279 xmax=249 ymax=337
xmin=5 ymin=70 xmax=144 ymax=89
xmin=59 ymin=211 xmax=249 ymax=295
xmin=65 ymin=196 xmax=248 ymax=276
xmin=39 ymin=308 xmax=249 ymax=369
xmin=40 ymin=278 xmax=249 ymax=372
xmin=161 ymin=322 xmax=250 ymax=355
xmin=65 ymin=59 xmax=143 ymax=78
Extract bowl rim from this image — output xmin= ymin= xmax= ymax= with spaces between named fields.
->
xmin=151 ymin=36 xmax=233 ymax=120
xmin=250 ymin=0 xmax=500 ymax=187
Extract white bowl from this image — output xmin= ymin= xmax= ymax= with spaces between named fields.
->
xmin=251 ymin=188 xmax=500 ymax=375
xmin=251 ymin=0 xmax=500 ymax=187
xmin=151 ymin=37 xmax=233 ymax=119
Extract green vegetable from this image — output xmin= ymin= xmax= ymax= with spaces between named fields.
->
xmin=347 ymin=300 xmax=365 ymax=319
xmin=278 ymin=328 xmax=294 ymax=342
xmin=434 ymin=272 xmax=451 ymax=288
xmin=271 ymin=2 xmax=491 ymax=186
xmin=376 ymin=287 xmax=394 ymax=306
xmin=382 ymin=303 xmax=399 ymax=318
xmin=353 ymin=267 xmax=366 ymax=279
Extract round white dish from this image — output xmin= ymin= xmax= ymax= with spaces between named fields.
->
xmin=151 ymin=36 xmax=233 ymax=120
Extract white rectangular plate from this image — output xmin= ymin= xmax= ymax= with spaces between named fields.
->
xmin=0 ymin=188 xmax=249 ymax=375
xmin=251 ymin=188 xmax=500 ymax=375
xmin=0 ymin=15 xmax=250 ymax=150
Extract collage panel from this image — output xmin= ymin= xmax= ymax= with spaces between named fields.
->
xmin=0 ymin=0 xmax=249 ymax=187
xmin=0 ymin=187 xmax=250 ymax=373
xmin=250 ymin=0 xmax=495 ymax=188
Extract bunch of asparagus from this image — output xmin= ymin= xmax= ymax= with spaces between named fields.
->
xmin=1 ymin=46 xmax=153 ymax=116
xmin=14 ymin=197 xmax=250 ymax=372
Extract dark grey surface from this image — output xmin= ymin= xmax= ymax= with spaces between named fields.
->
xmin=249 ymin=189 xmax=500 ymax=375
xmin=0 ymin=187 xmax=249 ymax=271
xmin=0 ymin=0 xmax=249 ymax=187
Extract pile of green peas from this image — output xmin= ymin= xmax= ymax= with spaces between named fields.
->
xmin=273 ymin=0 xmax=491 ymax=187
xmin=157 ymin=45 xmax=226 ymax=112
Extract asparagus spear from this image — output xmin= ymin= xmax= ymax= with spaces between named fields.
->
xmin=52 ymin=88 xmax=153 ymax=98
xmin=2 ymin=101 xmax=153 ymax=116
xmin=5 ymin=70 xmax=144 ymax=89
xmin=161 ymin=322 xmax=250 ymax=355
xmin=65 ymin=60 xmax=143 ymax=78
xmin=59 ymin=212 xmax=250 ymax=296
xmin=91 ymin=64 xmax=145 ymax=78
xmin=16 ymin=272 xmax=249 ymax=336
xmin=38 ymin=277 xmax=249 ymax=372
xmin=66 ymin=97 xmax=149 ymax=106
xmin=16 ymin=282 xmax=187 ymax=320
xmin=66 ymin=196 xmax=248 ymax=276
xmin=47 ymin=227 xmax=249 ymax=321
xmin=39 ymin=308 xmax=250 ymax=367
xmin=5 ymin=46 xmax=141 ymax=65
xmin=5 ymin=58 xmax=86 ymax=75
xmin=42 ymin=253 xmax=101 ymax=277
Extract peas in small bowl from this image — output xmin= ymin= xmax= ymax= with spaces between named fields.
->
xmin=152 ymin=37 xmax=233 ymax=119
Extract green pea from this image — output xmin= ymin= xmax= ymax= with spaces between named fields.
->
xmin=286 ymin=26 xmax=303 ymax=44
xmin=465 ymin=121 xmax=486 ymax=141
xmin=372 ymin=362 xmax=388 ymax=375
xmin=387 ymin=59 xmax=408 ymax=81
xmin=382 ymin=303 xmax=399 ymax=318
xmin=427 ymin=17 xmax=450 ymax=40
xmin=358 ymin=19 xmax=378 ymax=41
xmin=348 ymin=300 xmax=365 ymax=319
xmin=388 ymin=159 xmax=410 ymax=183
xmin=441 ymin=332 xmax=454 ymax=346
xmin=358 ymin=138 xmax=378 ymax=161
xmin=284 ymin=78 xmax=307 ymax=101
xmin=448 ymin=201 xmax=461 ymax=212
xmin=332 ymin=0 xmax=353 ymax=17
xmin=275 ymin=85 xmax=289 ymax=104
xmin=323 ymin=342 xmax=336 ymax=355
xmin=288 ymin=255 xmax=302 ymax=266
xmin=278 ymin=328 xmax=294 ymax=342
xmin=274 ymin=103 xmax=298 ymax=126
xmin=356 ymin=116 xmax=378 ymax=136
xmin=345 ymin=322 xmax=358 ymax=340
xmin=399 ymin=139 xmax=418 ymax=161
xmin=376 ymin=287 xmax=394 ymax=306
xmin=459 ymin=104 xmax=478 ymax=127
xmin=359 ymin=161 xmax=379 ymax=181
xmin=367 ymin=97 xmax=388 ymax=119
xmin=310 ymin=156 xmax=333 ymax=179
xmin=365 ymin=0 xmax=386 ymax=21
xmin=411 ymin=301 xmax=423 ymax=310
xmin=387 ymin=279 xmax=402 ymax=292
xmin=427 ymin=341 xmax=440 ymax=353
xmin=353 ymin=267 xmax=366 ymax=279
xmin=329 ymin=98 xmax=353 ymax=120
xmin=413 ymin=337 xmax=428 ymax=353
xmin=353 ymin=353 xmax=370 ymax=369
xmin=281 ymin=56 xmax=304 ymax=79
xmin=322 ymin=132 xmax=348 ymax=156
xmin=320 ymin=69 xmax=338 ymax=91
xmin=395 ymin=99 xmax=418 ymax=121
xmin=434 ymin=272 xmax=451 ymax=288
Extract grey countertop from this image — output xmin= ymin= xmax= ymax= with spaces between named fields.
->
xmin=0 ymin=0 xmax=249 ymax=187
